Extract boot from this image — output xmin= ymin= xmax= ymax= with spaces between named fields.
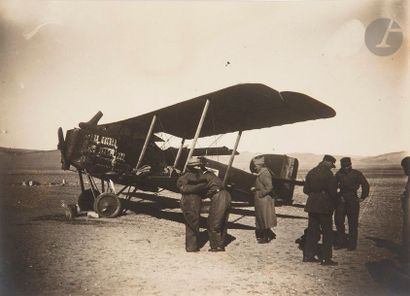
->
xmin=258 ymin=229 xmax=272 ymax=243
xmin=320 ymin=259 xmax=338 ymax=266
xmin=255 ymin=229 xmax=263 ymax=240
xmin=266 ymin=229 xmax=276 ymax=240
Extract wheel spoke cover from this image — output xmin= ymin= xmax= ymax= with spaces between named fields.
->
xmin=94 ymin=193 xmax=121 ymax=218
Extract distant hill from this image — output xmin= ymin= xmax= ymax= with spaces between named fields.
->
xmin=287 ymin=151 xmax=407 ymax=169
xmin=0 ymin=146 xmax=406 ymax=172
xmin=359 ymin=151 xmax=409 ymax=166
xmin=203 ymin=151 xmax=407 ymax=171
xmin=232 ymin=151 xmax=408 ymax=170
xmin=285 ymin=152 xmax=406 ymax=170
xmin=0 ymin=147 xmax=62 ymax=171
xmin=0 ymin=147 xmax=41 ymax=155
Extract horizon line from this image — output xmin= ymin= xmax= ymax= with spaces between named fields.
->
xmin=0 ymin=145 xmax=408 ymax=159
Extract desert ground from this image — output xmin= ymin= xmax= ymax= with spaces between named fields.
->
xmin=1 ymin=165 xmax=409 ymax=296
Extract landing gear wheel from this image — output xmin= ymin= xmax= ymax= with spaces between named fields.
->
xmin=94 ymin=193 xmax=122 ymax=218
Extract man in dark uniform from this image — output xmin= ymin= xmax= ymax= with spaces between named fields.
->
xmin=334 ymin=157 xmax=369 ymax=251
xmin=176 ymin=159 xmax=208 ymax=252
xmin=197 ymin=160 xmax=232 ymax=252
xmin=303 ymin=155 xmax=338 ymax=266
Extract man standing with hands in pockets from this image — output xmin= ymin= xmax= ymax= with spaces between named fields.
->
xmin=251 ymin=156 xmax=277 ymax=244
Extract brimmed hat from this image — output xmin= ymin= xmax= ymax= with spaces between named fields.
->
xmin=340 ymin=157 xmax=352 ymax=168
xmin=186 ymin=157 xmax=204 ymax=167
xmin=323 ymin=154 xmax=336 ymax=168
xmin=253 ymin=156 xmax=265 ymax=166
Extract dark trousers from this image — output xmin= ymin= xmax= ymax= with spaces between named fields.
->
xmin=305 ymin=213 xmax=333 ymax=260
xmin=334 ymin=199 xmax=359 ymax=248
xmin=208 ymin=190 xmax=231 ymax=249
xmin=180 ymin=194 xmax=202 ymax=251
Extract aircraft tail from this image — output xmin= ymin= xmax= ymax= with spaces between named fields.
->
xmin=250 ymin=154 xmax=300 ymax=205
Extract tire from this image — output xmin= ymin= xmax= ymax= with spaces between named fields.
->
xmin=93 ymin=193 xmax=122 ymax=218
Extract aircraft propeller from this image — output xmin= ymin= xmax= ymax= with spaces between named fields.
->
xmin=57 ymin=127 xmax=70 ymax=170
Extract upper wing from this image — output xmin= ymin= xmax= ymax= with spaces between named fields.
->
xmin=98 ymin=83 xmax=336 ymax=139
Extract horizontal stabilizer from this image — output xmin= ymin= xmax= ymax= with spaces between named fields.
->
xmin=193 ymin=146 xmax=239 ymax=156
xmin=273 ymin=177 xmax=305 ymax=186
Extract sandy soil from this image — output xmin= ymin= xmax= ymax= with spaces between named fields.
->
xmin=1 ymin=168 xmax=409 ymax=296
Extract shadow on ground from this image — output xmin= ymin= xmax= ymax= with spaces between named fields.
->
xmin=366 ymin=259 xmax=410 ymax=295
xmin=365 ymin=236 xmax=410 ymax=295
xmin=366 ymin=236 xmax=403 ymax=258
xmin=290 ymin=203 xmax=306 ymax=209
xmin=35 ymin=193 xmax=306 ymax=230
xmin=196 ymin=231 xmax=236 ymax=249
xmin=124 ymin=198 xmax=254 ymax=230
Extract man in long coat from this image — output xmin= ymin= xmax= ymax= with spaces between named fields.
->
xmin=334 ymin=157 xmax=369 ymax=250
xmin=303 ymin=154 xmax=338 ymax=266
xmin=252 ymin=157 xmax=277 ymax=244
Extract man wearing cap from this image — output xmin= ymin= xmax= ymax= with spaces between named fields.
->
xmin=334 ymin=157 xmax=369 ymax=251
xmin=251 ymin=156 xmax=277 ymax=244
xmin=176 ymin=158 xmax=208 ymax=252
xmin=196 ymin=160 xmax=232 ymax=252
xmin=303 ymin=154 xmax=338 ymax=266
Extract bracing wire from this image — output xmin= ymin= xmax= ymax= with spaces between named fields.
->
xmin=209 ymin=134 xmax=224 ymax=148
xmin=156 ymin=117 xmax=175 ymax=151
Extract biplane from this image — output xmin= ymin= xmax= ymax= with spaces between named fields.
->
xmin=57 ymin=83 xmax=335 ymax=218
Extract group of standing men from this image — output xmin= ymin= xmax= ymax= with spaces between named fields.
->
xmin=177 ymin=154 xmax=370 ymax=263
xmin=176 ymin=156 xmax=277 ymax=252
xmin=303 ymin=155 xmax=369 ymax=266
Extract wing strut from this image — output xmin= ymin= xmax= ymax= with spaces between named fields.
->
xmin=135 ymin=115 xmax=157 ymax=170
xmin=173 ymin=138 xmax=185 ymax=168
xmin=223 ymin=131 xmax=242 ymax=186
xmin=183 ymin=99 xmax=210 ymax=173
xmin=78 ymin=171 xmax=85 ymax=192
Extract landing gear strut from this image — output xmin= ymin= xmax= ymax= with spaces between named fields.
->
xmin=77 ymin=171 xmax=130 ymax=218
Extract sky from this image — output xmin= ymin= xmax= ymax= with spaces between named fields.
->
xmin=0 ymin=0 xmax=408 ymax=156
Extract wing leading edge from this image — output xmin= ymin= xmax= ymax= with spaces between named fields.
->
xmin=99 ymin=84 xmax=336 ymax=139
